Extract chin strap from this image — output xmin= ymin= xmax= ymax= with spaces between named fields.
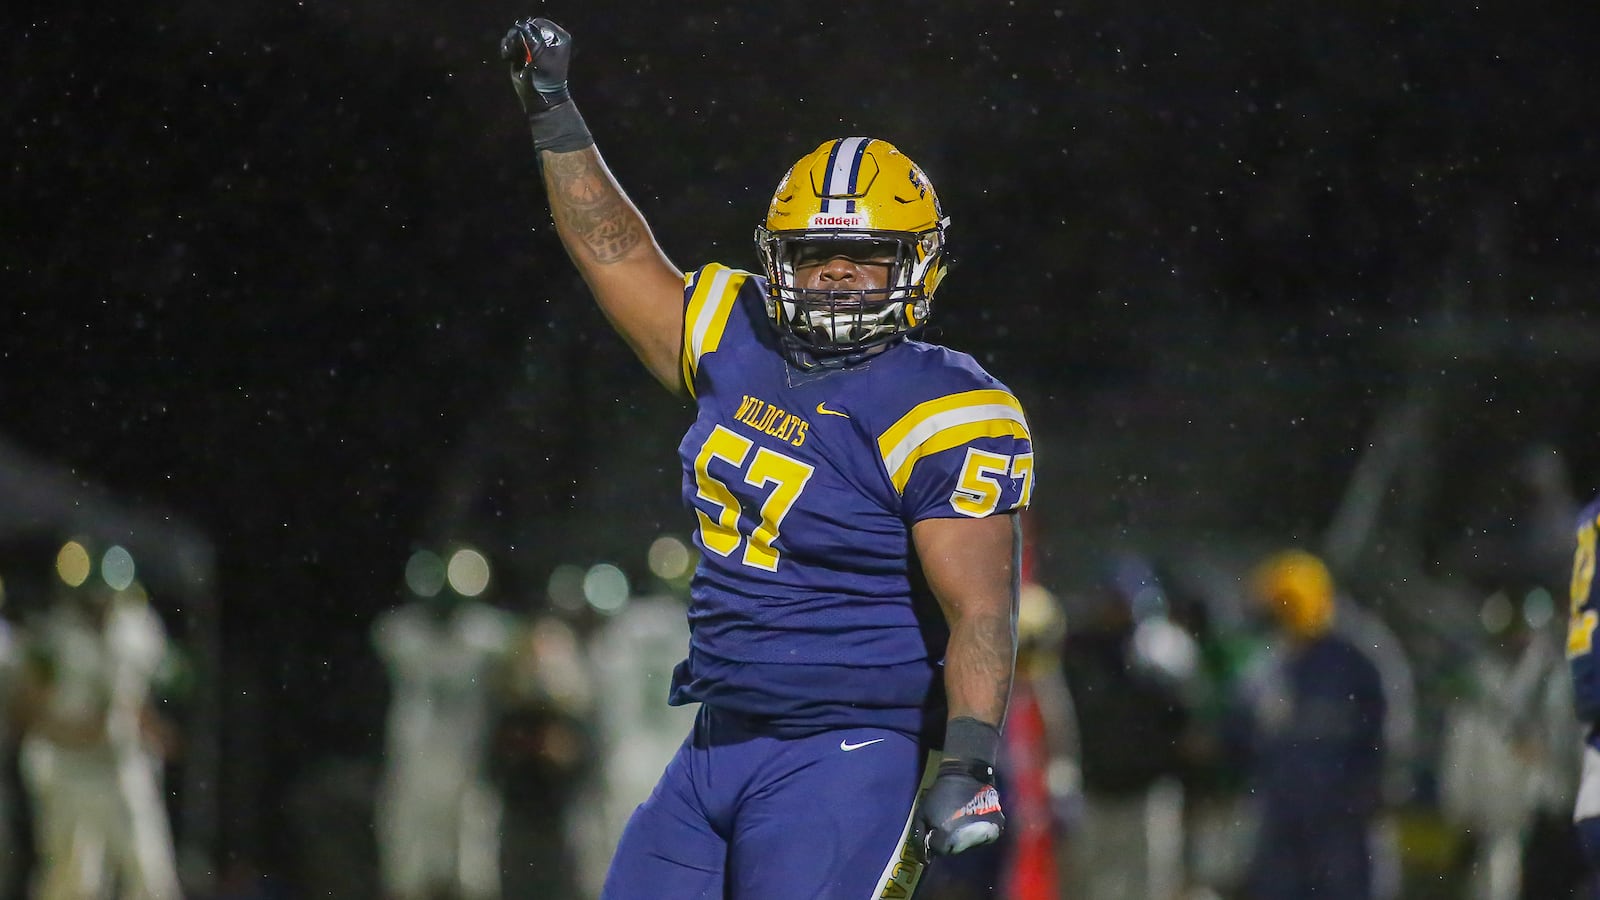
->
xmin=779 ymin=332 xmax=909 ymax=370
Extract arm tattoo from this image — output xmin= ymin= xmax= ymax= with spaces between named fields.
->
xmin=950 ymin=612 xmax=1017 ymax=720
xmin=542 ymin=152 xmax=645 ymax=265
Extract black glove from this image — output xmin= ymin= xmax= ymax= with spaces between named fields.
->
xmin=500 ymin=16 xmax=574 ymax=115
xmin=498 ymin=17 xmax=593 ymax=153
xmin=917 ymin=717 xmax=1005 ymax=857
xmin=919 ymin=758 xmax=1005 ymax=857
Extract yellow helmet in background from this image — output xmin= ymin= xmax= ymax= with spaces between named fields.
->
xmin=1250 ymin=549 xmax=1336 ymax=640
xmin=1016 ymin=581 xmax=1068 ymax=675
xmin=755 ymin=137 xmax=949 ymax=357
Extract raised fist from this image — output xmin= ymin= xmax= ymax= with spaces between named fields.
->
xmin=500 ymin=17 xmax=573 ymax=115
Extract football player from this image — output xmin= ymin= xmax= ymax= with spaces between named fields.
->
xmin=371 ymin=579 xmax=520 ymax=900
xmin=1568 ymin=494 xmax=1600 ymax=877
xmin=13 ymin=551 xmax=183 ymax=900
xmin=500 ymin=16 xmax=1033 ymax=899
xmin=1237 ymin=550 xmax=1387 ymax=900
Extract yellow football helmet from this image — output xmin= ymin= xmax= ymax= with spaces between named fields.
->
xmin=755 ymin=137 xmax=949 ymax=357
xmin=1249 ymin=549 xmax=1336 ymax=640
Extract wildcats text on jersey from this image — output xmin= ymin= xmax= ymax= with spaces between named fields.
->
xmin=733 ymin=394 xmax=810 ymax=447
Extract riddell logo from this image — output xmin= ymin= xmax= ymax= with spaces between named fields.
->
xmin=810 ymin=213 xmax=865 ymax=227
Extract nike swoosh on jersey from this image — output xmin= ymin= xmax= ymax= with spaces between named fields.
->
xmin=816 ymin=401 xmax=850 ymax=418
xmin=840 ymin=738 xmax=886 ymax=751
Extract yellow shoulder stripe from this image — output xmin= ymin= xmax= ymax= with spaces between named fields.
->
xmin=680 ymin=264 xmax=750 ymax=398
xmin=878 ymin=389 xmax=1031 ymax=493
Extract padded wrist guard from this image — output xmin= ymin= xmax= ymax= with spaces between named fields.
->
xmin=943 ymin=716 xmax=1001 ymax=767
xmin=530 ymin=102 xmax=595 ymax=154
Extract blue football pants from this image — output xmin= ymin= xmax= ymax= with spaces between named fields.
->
xmin=1247 ymin=810 xmax=1372 ymax=900
xmin=602 ymin=705 xmax=934 ymax=899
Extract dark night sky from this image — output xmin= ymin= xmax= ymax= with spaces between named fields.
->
xmin=8 ymin=0 xmax=1600 ymax=880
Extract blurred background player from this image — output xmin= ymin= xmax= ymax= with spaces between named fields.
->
xmin=372 ymin=550 xmax=516 ymax=900
xmin=1439 ymin=582 xmax=1582 ymax=900
xmin=1061 ymin=553 xmax=1200 ymax=900
xmin=1437 ymin=443 xmax=1587 ymax=899
xmin=1227 ymin=549 xmax=1387 ymax=900
xmin=569 ymin=589 xmax=697 ymax=897
xmin=501 ymin=16 xmax=1032 ymax=898
xmin=493 ymin=608 xmax=592 ymax=900
xmin=0 ymin=563 xmax=28 ymax=900
xmin=13 ymin=540 xmax=183 ymax=900
xmin=998 ymin=580 xmax=1079 ymax=900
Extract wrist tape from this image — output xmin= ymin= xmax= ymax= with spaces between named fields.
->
xmin=943 ymin=716 xmax=1001 ymax=768
xmin=530 ymin=101 xmax=594 ymax=154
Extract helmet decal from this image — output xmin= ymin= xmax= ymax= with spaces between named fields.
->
xmin=907 ymin=167 xmax=927 ymax=199
xmin=820 ymin=137 xmax=871 ymax=213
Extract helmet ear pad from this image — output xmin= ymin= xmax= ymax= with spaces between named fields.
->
xmin=905 ymin=294 xmax=929 ymax=329
xmin=907 ymin=257 xmax=947 ymax=327
xmin=905 ymin=301 xmax=923 ymax=328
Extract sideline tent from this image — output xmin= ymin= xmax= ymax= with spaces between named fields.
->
xmin=0 ymin=437 xmax=213 ymax=596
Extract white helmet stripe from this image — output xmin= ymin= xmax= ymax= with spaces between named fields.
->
xmin=821 ymin=137 xmax=870 ymax=213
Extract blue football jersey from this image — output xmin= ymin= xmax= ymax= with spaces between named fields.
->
xmin=1569 ymin=494 xmax=1600 ymax=738
xmin=666 ymin=263 xmax=1035 ymax=736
